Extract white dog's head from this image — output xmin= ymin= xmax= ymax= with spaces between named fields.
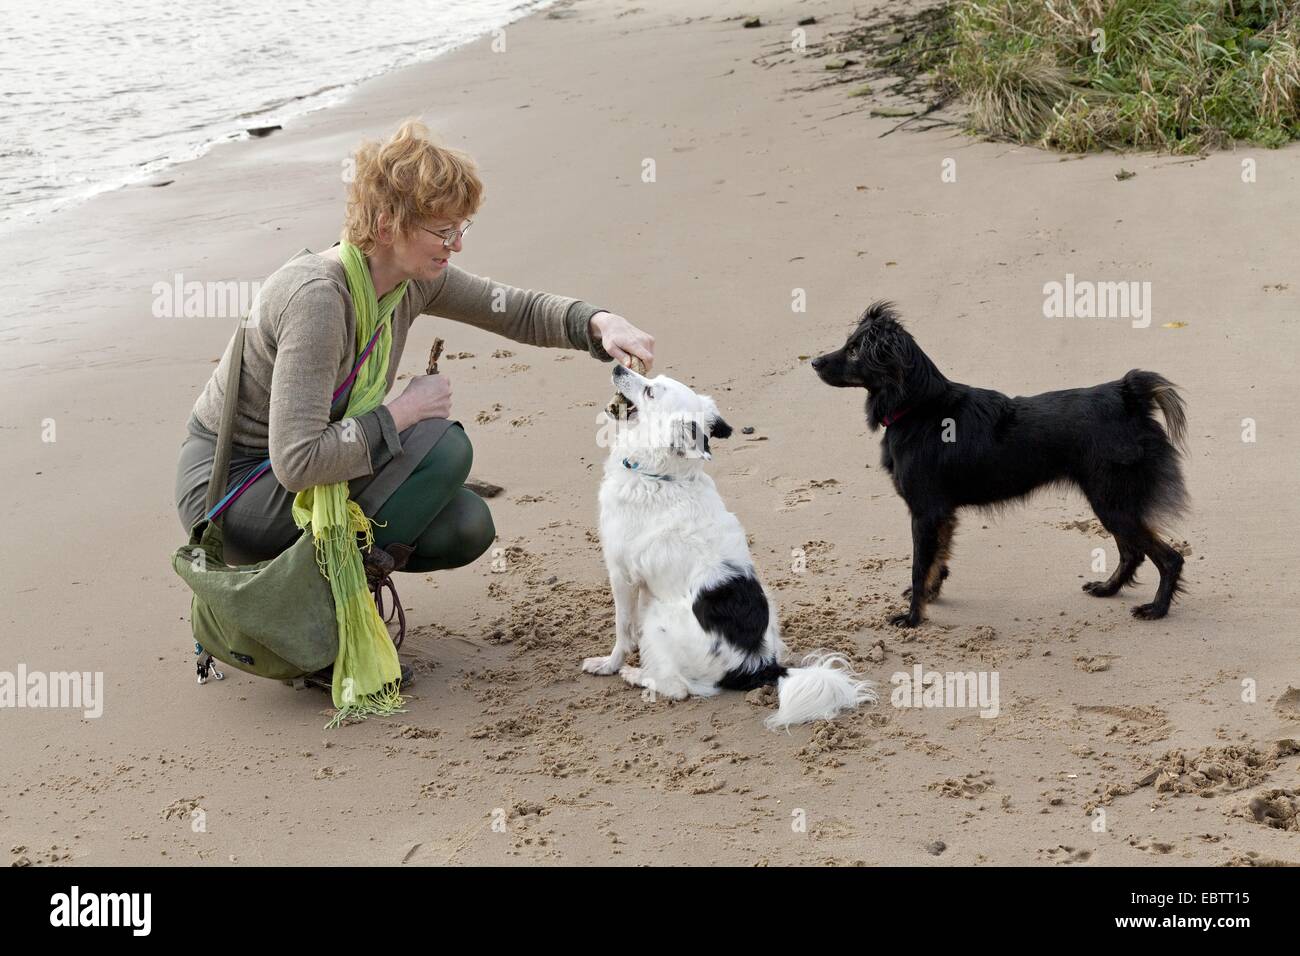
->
xmin=607 ymin=364 xmax=733 ymax=475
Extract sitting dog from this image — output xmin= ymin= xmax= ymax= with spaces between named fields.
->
xmin=812 ymin=301 xmax=1190 ymax=627
xmin=583 ymin=364 xmax=875 ymax=729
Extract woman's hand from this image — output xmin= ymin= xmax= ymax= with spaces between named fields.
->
xmin=590 ymin=311 xmax=655 ymax=371
xmin=386 ymin=373 xmax=452 ymax=432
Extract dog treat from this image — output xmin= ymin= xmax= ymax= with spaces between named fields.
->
xmin=427 ymin=337 xmax=445 ymax=376
xmin=606 ymin=356 xmax=647 ymax=418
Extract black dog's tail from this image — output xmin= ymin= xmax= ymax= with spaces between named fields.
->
xmin=1124 ymin=370 xmax=1189 ymax=456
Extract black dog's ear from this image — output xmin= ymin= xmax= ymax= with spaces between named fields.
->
xmin=885 ymin=334 xmax=911 ymax=385
xmin=864 ymin=324 xmax=911 ymax=385
xmin=709 ymin=416 xmax=733 ymax=439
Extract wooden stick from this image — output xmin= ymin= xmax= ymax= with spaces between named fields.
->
xmin=606 ymin=356 xmax=648 ymax=418
xmin=427 ymin=337 xmax=445 ymax=376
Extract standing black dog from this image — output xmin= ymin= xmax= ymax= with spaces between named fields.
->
xmin=812 ymin=301 xmax=1190 ymax=627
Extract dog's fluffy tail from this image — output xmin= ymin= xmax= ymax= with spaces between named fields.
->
xmin=765 ymin=652 xmax=876 ymax=731
xmin=1124 ymin=370 xmax=1189 ymax=456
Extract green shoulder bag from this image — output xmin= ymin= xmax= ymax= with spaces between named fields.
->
xmin=171 ymin=322 xmax=339 ymax=682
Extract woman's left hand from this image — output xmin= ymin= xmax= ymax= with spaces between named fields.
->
xmin=590 ymin=311 xmax=655 ymax=371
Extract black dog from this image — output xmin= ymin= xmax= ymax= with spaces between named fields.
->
xmin=812 ymin=302 xmax=1189 ymax=627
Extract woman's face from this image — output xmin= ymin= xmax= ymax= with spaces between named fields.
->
xmin=389 ymin=216 xmax=466 ymax=282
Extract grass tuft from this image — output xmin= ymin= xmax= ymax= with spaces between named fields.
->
xmin=861 ymin=0 xmax=1300 ymax=152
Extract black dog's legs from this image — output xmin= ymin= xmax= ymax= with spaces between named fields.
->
xmin=904 ymin=515 xmax=956 ymax=601
xmin=1084 ymin=506 xmax=1183 ymax=618
xmin=1131 ymin=529 xmax=1185 ymax=620
xmin=1082 ymin=536 xmax=1144 ymax=598
xmin=902 ymin=565 xmax=948 ymax=600
xmin=892 ymin=512 xmax=948 ymax=627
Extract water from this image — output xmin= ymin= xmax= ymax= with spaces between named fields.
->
xmin=0 ymin=0 xmax=557 ymax=233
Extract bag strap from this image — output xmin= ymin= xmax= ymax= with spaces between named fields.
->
xmin=204 ymin=322 xmax=249 ymax=523
xmin=203 ymin=319 xmax=390 ymax=523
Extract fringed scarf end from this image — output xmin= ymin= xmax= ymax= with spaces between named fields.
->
xmin=324 ymin=681 xmax=406 ymax=730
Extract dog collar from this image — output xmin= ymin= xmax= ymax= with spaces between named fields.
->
xmin=622 ymin=457 xmax=674 ymax=481
xmin=882 ymin=406 xmax=910 ymax=427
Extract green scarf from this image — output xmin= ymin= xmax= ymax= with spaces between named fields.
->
xmin=292 ymin=241 xmax=409 ymax=727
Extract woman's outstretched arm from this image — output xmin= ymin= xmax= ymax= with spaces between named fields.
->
xmin=415 ymin=264 xmax=652 ymax=368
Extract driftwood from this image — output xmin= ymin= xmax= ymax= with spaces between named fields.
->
xmin=465 ymin=479 xmax=504 ymax=499
xmin=426 ymin=337 xmax=445 ymax=375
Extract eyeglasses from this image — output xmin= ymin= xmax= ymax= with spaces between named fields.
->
xmin=417 ymin=219 xmax=472 ymax=249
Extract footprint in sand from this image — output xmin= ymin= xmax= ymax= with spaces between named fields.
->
xmin=1074 ymin=654 xmax=1119 ymax=673
xmin=1275 ymin=686 xmax=1300 ymax=721
xmin=782 ymin=488 xmax=812 ymax=510
xmin=1237 ymin=789 xmax=1300 ymax=831
xmin=160 ymin=797 xmax=204 ymax=821
xmin=767 ymin=477 xmax=840 ymax=511
xmin=1043 ymin=845 xmax=1092 ymax=864
xmin=1057 ymin=518 xmax=1106 ymax=536
xmin=928 ymin=772 xmax=995 ymax=799
xmin=1130 ymin=835 xmax=1176 ymax=854
xmin=1224 ymin=850 xmax=1298 ymax=866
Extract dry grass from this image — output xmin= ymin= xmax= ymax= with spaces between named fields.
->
xmin=836 ymin=0 xmax=1300 ymax=153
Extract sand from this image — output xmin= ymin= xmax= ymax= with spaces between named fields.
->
xmin=2 ymin=0 xmax=1298 ymax=866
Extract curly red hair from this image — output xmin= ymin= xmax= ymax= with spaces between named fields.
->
xmin=342 ymin=119 xmax=484 ymax=254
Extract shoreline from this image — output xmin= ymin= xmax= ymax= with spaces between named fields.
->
xmin=2 ymin=0 xmax=1298 ymax=866
xmin=0 ymin=0 xmax=563 ymax=238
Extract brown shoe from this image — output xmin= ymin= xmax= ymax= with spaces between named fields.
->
xmin=385 ymin=543 xmax=415 ymax=572
xmin=361 ymin=543 xmax=416 ymax=588
xmin=361 ymin=545 xmax=396 ymax=589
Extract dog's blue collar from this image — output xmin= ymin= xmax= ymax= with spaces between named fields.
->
xmin=622 ymin=457 xmax=674 ymax=481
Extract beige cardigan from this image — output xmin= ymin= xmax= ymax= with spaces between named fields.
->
xmin=189 ymin=248 xmax=611 ymax=492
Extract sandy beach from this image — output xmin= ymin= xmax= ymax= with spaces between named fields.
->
xmin=2 ymin=0 xmax=1298 ymax=866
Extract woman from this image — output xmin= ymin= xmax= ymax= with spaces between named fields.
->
xmin=174 ymin=120 xmax=654 ymax=713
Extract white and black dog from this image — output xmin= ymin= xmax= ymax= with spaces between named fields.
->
xmin=582 ymin=364 xmax=875 ymax=729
